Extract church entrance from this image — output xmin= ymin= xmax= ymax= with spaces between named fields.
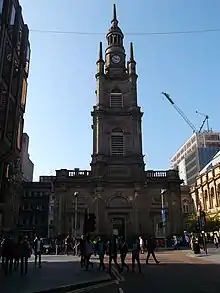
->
xmin=112 ymin=217 xmax=125 ymax=238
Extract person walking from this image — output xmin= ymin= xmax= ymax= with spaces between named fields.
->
xmin=132 ymin=237 xmax=142 ymax=274
xmin=84 ymin=236 xmax=94 ymax=271
xmin=2 ymin=235 xmax=14 ymax=276
xmin=146 ymin=235 xmax=159 ymax=264
xmin=119 ymin=237 xmax=129 ymax=273
xmin=79 ymin=235 xmax=86 ymax=268
xmin=214 ymin=234 xmax=219 ymax=249
xmin=108 ymin=235 xmax=121 ymax=274
xmin=33 ymin=235 xmax=43 ymax=268
xmin=97 ymin=237 xmax=106 ymax=271
xmin=20 ymin=235 xmax=31 ymax=276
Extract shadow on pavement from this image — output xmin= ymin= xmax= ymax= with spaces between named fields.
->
xmin=0 ymin=259 xmax=111 ymax=293
xmin=120 ymin=262 xmax=220 ymax=293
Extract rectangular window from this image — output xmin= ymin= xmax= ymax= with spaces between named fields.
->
xmin=111 ymin=135 xmax=124 ymax=156
xmin=25 ymin=43 xmax=30 ymax=75
xmin=21 ymin=78 xmax=27 ymax=108
xmin=0 ymin=0 xmax=3 ymax=14
xmin=10 ymin=5 xmax=16 ymax=25
xmin=17 ymin=117 xmax=23 ymax=150
xmin=110 ymin=93 xmax=123 ymax=108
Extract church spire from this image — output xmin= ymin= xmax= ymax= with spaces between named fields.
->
xmin=127 ymin=42 xmax=136 ymax=76
xmin=96 ymin=42 xmax=104 ymax=77
xmin=112 ymin=4 xmax=118 ymax=27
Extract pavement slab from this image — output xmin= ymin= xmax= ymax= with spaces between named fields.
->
xmin=0 ymin=255 xmax=110 ymax=293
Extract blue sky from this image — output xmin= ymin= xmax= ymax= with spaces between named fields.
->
xmin=19 ymin=0 xmax=220 ymax=181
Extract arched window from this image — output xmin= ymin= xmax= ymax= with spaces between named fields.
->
xmin=183 ymin=200 xmax=190 ymax=214
xmin=110 ymin=90 xmax=123 ymax=109
xmin=210 ymin=187 xmax=215 ymax=209
xmin=111 ymin=128 xmax=124 ymax=156
xmin=204 ymin=190 xmax=208 ymax=211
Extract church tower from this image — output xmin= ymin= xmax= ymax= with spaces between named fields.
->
xmin=91 ymin=4 xmax=145 ymax=178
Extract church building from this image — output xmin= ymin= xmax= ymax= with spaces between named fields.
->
xmin=48 ymin=5 xmax=183 ymax=239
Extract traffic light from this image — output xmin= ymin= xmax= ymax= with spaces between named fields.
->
xmin=88 ymin=213 xmax=96 ymax=232
xmin=196 ymin=219 xmax=201 ymax=232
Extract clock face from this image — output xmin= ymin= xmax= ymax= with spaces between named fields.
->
xmin=112 ymin=55 xmax=121 ymax=64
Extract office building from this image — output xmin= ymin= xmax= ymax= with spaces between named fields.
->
xmin=171 ymin=132 xmax=220 ymax=185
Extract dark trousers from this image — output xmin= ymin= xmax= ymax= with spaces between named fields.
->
xmin=14 ymin=257 xmax=19 ymax=270
xmin=132 ymin=252 xmax=141 ymax=273
xmin=4 ymin=257 xmax=13 ymax=276
xmin=20 ymin=257 xmax=28 ymax=276
xmin=146 ymin=250 xmax=159 ymax=263
xmin=120 ymin=253 xmax=129 ymax=272
xmin=85 ymin=253 xmax=93 ymax=270
xmin=98 ymin=254 xmax=105 ymax=271
xmin=80 ymin=254 xmax=85 ymax=268
xmin=109 ymin=254 xmax=120 ymax=273
xmin=35 ymin=252 xmax=42 ymax=267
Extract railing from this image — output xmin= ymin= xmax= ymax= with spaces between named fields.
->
xmin=145 ymin=170 xmax=167 ymax=178
xmin=56 ymin=169 xmax=91 ymax=178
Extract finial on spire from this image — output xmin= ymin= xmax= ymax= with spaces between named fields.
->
xmin=130 ymin=42 xmax=134 ymax=61
xmin=112 ymin=4 xmax=118 ymax=26
xmin=99 ymin=42 xmax=103 ymax=60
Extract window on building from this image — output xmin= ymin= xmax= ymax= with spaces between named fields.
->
xmin=16 ymin=117 xmax=23 ymax=150
xmin=10 ymin=4 xmax=16 ymax=25
xmin=25 ymin=43 xmax=30 ymax=75
xmin=21 ymin=78 xmax=27 ymax=108
xmin=111 ymin=128 xmax=124 ymax=156
xmin=210 ymin=187 xmax=215 ymax=209
xmin=204 ymin=190 xmax=208 ymax=210
xmin=110 ymin=91 xmax=123 ymax=109
xmin=183 ymin=200 xmax=190 ymax=214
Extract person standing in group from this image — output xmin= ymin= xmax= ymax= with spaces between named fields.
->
xmin=20 ymin=235 xmax=31 ymax=276
xmin=119 ymin=237 xmax=129 ymax=273
xmin=214 ymin=234 xmax=219 ymax=249
xmin=84 ymin=235 xmax=94 ymax=271
xmin=97 ymin=237 xmax=106 ymax=271
xmin=132 ymin=237 xmax=142 ymax=274
xmin=1 ymin=235 xmax=14 ymax=276
xmin=108 ymin=235 xmax=121 ymax=274
xmin=146 ymin=235 xmax=159 ymax=264
xmin=139 ymin=236 xmax=144 ymax=254
xmin=33 ymin=235 xmax=43 ymax=268
xmin=79 ymin=235 xmax=86 ymax=268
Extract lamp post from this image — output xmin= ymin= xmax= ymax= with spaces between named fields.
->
xmin=161 ymin=189 xmax=167 ymax=248
xmin=74 ymin=192 xmax=79 ymax=255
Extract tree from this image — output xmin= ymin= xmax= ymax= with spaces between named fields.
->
xmin=186 ymin=212 xmax=220 ymax=233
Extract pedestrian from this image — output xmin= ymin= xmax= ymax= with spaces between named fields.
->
xmin=131 ymin=237 xmax=142 ymax=274
xmin=84 ymin=236 xmax=94 ymax=271
xmin=2 ymin=235 xmax=14 ymax=276
xmin=20 ymin=235 xmax=31 ymax=276
xmin=79 ymin=235 xmax=86 ymax=268
xmin=214 ymin=234 xmax=219 ymax=249
xmin=97 ymin=237 xmax=106 ymax=271
xmin=13 ymin=236 xmax=20 ymax=271
xmin=108 ymin=235 xmax=121 ymax=274
xmin=33 ymin=235 xmax=43 ymax=268
xmin=146 ymin=235 xmax=159 ymax=264
xmin=119 ymin=236 xmax=129 ymax=273
xmin=139 ymin=236 xmax=144 ymax=254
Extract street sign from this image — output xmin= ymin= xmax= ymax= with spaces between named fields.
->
xmin=161 ymin=208 xmax=166 ymax=225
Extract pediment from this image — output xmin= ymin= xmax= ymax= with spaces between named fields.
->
xmin=107 ymin=195 xmax=131 ymax=207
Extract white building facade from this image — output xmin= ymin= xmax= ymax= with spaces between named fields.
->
xmin=171 ymin=132 xmax=220 ymax=185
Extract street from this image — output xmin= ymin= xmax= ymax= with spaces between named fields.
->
xmin=85 ymin=250 xmax=220 ymax=293
xmin=1 ymin=250 xmax=220 ymax=293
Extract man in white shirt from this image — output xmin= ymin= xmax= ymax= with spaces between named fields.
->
xmin=33 ymin=236 xmax=42 ymax=268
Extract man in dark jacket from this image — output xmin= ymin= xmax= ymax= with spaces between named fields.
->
xmin=119 ymin=237 xmax=129 ymax=272
xmin=108 ymin=235 xmax=121 ymax=273
xmin=2 ymin=236 xmax=15 ymax=276
xmin=132 ymin=237 xmax=142 ymax=274
xmin=20 ymin=235 xmax=31 ymax=276
xmin=146 ymin=236 xmax=159 ymax=264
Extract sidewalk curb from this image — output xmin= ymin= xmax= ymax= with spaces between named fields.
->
xmin=34 ymin=277 xmax=112 ymax=293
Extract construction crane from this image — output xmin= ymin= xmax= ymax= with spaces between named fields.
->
xmin=196 ymin=111 xmax=210 ymax=132
xmin=161 ymin=92 xmax=197 ymax=133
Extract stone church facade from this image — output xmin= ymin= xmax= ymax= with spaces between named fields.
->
xmin=51 ymin=5 xmax=183 ymax=239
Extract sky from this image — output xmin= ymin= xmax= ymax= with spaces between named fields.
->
xmin=19 ymin=0 xmax=220 ymax=181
